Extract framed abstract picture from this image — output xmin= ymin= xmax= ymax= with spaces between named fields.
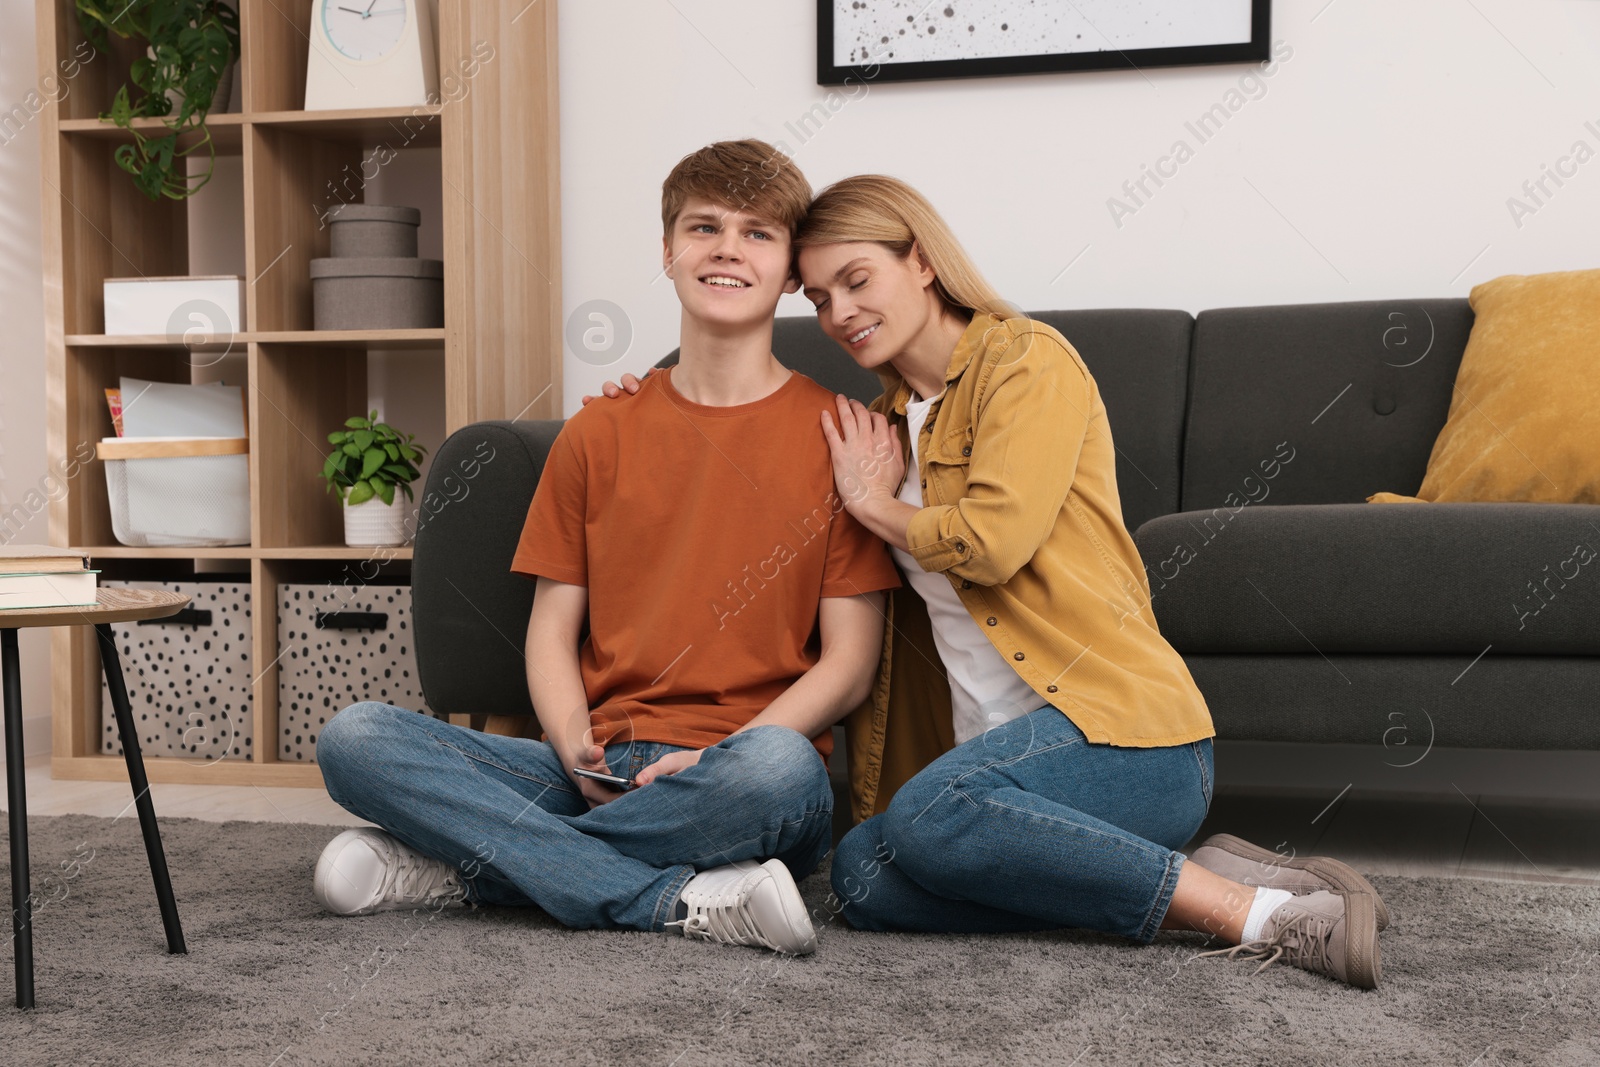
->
xmin=818 ymin=1 xmax=1272 ymax=85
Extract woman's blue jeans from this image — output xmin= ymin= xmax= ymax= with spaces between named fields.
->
xmin=832 ymin=707 xmax=1214 ymax=943
xmin=317 ymin=702 xmax=834 ymax=932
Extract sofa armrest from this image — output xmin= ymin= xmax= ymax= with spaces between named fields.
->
xmin=412 ymin=419 xmax=566 ymax=720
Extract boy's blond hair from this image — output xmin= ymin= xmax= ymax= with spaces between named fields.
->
xmin=661 ymin=140 xmax=813 ymax=241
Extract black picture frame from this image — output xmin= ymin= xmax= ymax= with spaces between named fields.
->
xmin=818 ymin=1 xmax=1271 ymax=86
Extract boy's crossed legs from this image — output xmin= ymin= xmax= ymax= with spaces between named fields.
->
xmin=313 ymin=702 xmax=833 ymax=948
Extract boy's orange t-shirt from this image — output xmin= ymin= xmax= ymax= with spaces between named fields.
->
xmin=510 ymin=365 xmax=901 ymax=760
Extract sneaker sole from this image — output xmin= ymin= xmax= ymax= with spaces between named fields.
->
xmin=1201 ymin=833 xmax=1391 ymax=931
xmin=1341 ymin=890 xmax=1382 ymax=990
xmin=759 ymin=859 xmax=817 ymax=955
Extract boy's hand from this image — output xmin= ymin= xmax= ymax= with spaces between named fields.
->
xmin=566 ymin=741 xmax=622 ymax=808
xmin=579 ymin=368 xmax=655 ymax=406
xmin=634 ymin=748 xmax=702 ymax=786
xmin=821 ymin=394 xmax=904 ymax=512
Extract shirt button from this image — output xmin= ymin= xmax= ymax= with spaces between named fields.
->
xmin=961 ymin=445 xmax=971 ymax=456
xmin=961 ymin=580 xmax=972 ymax=589
xmin=954 ymin=540 xmax=967 ymax=552
xmin=1047 ymin=684 xmax=1058 ymax=693
xmin=1013 ymin=652 xmax=1025 ymax=661
xmin=986 ymin=616 xmax=997 ymax=626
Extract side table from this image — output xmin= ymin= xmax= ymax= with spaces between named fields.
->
xmin=2 ymin=587 xmax=190 ymax=1009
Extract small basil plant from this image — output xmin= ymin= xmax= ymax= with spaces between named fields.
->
xmin=321 ymin=410 xmax=427 ymax=507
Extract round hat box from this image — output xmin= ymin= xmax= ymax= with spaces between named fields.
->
xmin=326 ymin=204 xmax=422 ymax=258
xmin=310 ymin=257 xmax=444 ymax=330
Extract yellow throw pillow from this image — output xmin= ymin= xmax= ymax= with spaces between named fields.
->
xmin=1366 ymin=268 xmax=1600 ymax=504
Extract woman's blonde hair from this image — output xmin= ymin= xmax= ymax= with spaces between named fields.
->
xmin=794 ymin=174 xmax=1018 ymax=321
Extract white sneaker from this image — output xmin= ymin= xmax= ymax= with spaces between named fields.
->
xmin=665 ymin=858 xmax=816 ymax=955
xmin=313 ymin=828 xmax=469 ymax=916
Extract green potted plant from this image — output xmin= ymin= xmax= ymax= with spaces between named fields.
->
xmin=75 ymin=0 xmax=240 ymax=201
xmin=320 ymin=411 xmax=428 ymax=547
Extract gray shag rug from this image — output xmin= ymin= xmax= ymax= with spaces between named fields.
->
xmin=1 ymin=812 xmax=1597 ymax=1066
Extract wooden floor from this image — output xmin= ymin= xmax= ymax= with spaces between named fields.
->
xmin=13 ymin=755 xmax=374 ymax=830
xmin=11 ymin=755 xmax=1599 ymax=887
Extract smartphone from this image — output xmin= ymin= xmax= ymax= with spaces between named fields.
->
xmin=572 ymin=766 xmax=636 ymax=791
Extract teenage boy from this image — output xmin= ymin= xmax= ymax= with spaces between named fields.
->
xmin=311 ymin=140 xmax=900 ymax=955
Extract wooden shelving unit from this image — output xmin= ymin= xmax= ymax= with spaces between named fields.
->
xmin=35 ymin=0 xmax=561 ymax=787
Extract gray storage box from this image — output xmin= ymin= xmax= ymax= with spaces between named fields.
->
xmin=326 ymin=204 xmax=421 ymax=258
xmin=277 ymin=582 xmax=429 ymax=762
xmin=99 ymin=579 xmax=254 ymax=761
xmin=310 ymin=257 xmax=444 ymax=330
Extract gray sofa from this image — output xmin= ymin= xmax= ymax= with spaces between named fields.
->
xmin=411 ymin=301 xmax=1600 ymax=797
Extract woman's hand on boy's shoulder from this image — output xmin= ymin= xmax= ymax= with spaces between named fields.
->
xmin=580 ymin=367 xmax=655 ymax=406
xmin=821 ymin=394 xmax=904 ymax=513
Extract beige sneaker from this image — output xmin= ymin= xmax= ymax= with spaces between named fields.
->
xmin=1197 ymin=889 xmax=1381 ymax=990
xmin=1188 ymin=833 xmax=1391 ymax=931
xmin=665 ymin=859 xmax=816 ymax=955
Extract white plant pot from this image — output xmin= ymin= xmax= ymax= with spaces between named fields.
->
xmin=342 ymin=495 xmax=411 ymax=547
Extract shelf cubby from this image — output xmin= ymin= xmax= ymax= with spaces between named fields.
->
xmin=249 ymin=341 xmax=365 ymax=549
xmin=246 ymin=123 xmax=361 ymax=333
xmin=55 ymin=136 xmax=189 ymax=334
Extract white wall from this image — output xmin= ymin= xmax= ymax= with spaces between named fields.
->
xmin=0 ymin=0 xmax=56 ymax=760
xmin=556 ymin=0 xmax=1600 ymax=413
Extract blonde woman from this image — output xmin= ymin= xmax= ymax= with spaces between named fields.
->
xmin=590 ymin=175 xmax=1390 ymax=988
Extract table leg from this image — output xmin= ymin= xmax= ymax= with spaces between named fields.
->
xmin=2 ymin=629 xmax=34 ymax=1009
xmin=96 ymin=624 xmax=186 ymax=957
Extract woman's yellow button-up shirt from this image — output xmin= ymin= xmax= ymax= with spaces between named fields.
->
xmin=844 ymin=312 xmax=1216 ymax=825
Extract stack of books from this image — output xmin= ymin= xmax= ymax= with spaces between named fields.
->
xmin=0 ymin=545 xmax=98 ymax=611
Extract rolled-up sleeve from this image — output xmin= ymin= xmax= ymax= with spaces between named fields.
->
xmin=906 ymin=330 xmax=1090 ymax=586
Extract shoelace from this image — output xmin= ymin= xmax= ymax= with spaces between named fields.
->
xmin=665 ymin=884 xmax=764 ymax=947
xmin=377 ymin=842 xmax=466 ymax=908
xmin=1196 ymin=910 xmax=1335 ymax=977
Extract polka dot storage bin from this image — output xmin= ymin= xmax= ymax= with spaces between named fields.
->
xmin=99 ymin=580 xmax=254 ymax=761
xmin=276 ymin=583 xmax=430 ymax=762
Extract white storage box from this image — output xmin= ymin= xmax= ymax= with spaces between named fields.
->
xmin=103 ymin=275 xmax=245 ymax=336
xmin=100 ymin=579 xmax=254 ymax=761
xmin=98 ymin=436 xmax=251 ymax=547
xmin=277 ymin=582 xmax=428 ymax=762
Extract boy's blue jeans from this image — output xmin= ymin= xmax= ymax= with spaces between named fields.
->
xmin=317 ymin=702 xmax=835 ymax=932
xmin=832 ymin=707 xmax=1214 ymax=943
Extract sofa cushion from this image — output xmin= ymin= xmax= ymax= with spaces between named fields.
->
xmin=1183 ymin=299 xmax=1474 ymax=510
xmin=1134 ymin=502 xmax=1600 ymax=655
xmin=1369 ymin=268 xmax=1600 ymax=505
xmin=1028 ymin=309 xmax=1192 ymax=533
